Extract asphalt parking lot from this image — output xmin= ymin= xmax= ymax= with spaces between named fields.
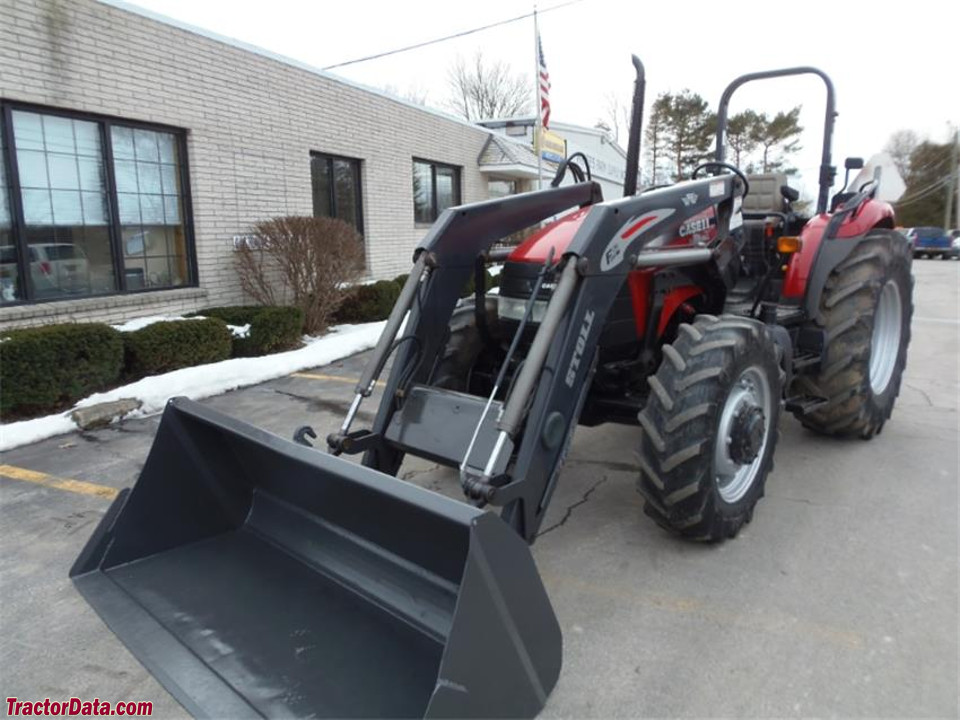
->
xmin=1 ymin=259 xmax=957 ymax=718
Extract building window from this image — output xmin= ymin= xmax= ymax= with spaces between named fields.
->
xmin=488 ymin=179 xmax=517 ymax=199
xmin=0 ymin=103 xmax=195 ymax=305
xmin=310 ymin=153 xmax=363 ymax=233
xmin=112 ymin=125 xmax=190 ymax=291
xmin=413 ymin=159 xmax=461 ymax=225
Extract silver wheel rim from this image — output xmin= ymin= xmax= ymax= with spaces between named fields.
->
xmin=869 ymin=280 xmax=902 ymax=395
xmin=715 ymin=366 xmax=773 ymax=504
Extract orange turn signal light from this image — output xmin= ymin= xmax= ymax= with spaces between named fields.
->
xmin=777 ymin=236 xmax=802 ymax=254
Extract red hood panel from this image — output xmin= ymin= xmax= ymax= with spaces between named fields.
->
xmin=507 ymin=208 xmax=592 ymax=264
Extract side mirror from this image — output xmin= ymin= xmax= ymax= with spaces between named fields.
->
xmin=841 ymin=157 xmax=865 ymax=193
xmin=780 ymin=185 xmax=800 ymax=203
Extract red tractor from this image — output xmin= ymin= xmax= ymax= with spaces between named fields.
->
xmin=73 ymin=59 xmax=912 ymax=719
xmin=319 ymin=60 xmax=912 ymax=543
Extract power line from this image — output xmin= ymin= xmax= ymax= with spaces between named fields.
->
xmin=322 ymin=0 xmax=583 ymax=70
xmin=895 ymin=176 xmax=952 ymax=208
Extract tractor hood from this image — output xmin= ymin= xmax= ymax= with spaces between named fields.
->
xmin=507 ymin=207 xmax=592 ymax=265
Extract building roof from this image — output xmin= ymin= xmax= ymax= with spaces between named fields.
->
xmin=477 ymin=135 xmax=540 ymax=168
xmin=475 ymin=117 xmax=629 ymax=160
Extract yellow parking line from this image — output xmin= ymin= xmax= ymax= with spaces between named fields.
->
xmin=0 ymin=464 xmax=119 ymax=500
xmin=292 ymin=372 xmax=385 ymax=387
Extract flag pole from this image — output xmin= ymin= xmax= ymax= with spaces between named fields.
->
xmin=534 ymin=5 xmax=543 ymax=190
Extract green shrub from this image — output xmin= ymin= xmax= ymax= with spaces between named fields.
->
xmin=190 ymin=305 xmax=304 ymax=356
xmin=124 ymin=318 xmax=232 ymax=376
xmin=335 ymin=280 xmax=402 ymax=323
xmin=392 ymin=273 xmax=409 ymax=289
xmin=244 ymin=306 xmax=304 ymax=355
xmin=461 ymin=268 xmax=497 ymax=298
xmin=0 ymin=323 xmax=124 ymax=416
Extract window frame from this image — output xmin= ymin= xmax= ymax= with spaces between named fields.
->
xmin=412 ymin=158 xmax=462 ymax=226
xmin=309 ymin=151 xmax=364 ymax=235
xmin=0 ymin=101 xmax=198 ymax=306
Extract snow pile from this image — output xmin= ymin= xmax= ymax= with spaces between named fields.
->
xmin=228 ymin=323 xmax=250 ymax=338
xmin=0 ymin=321 xmax=387 ymax=452
xmin=111 ymin=315 xmax=203 ymax=332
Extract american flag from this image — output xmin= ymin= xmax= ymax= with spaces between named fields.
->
xmin=538 ymin=34 xmax=551 ymax=130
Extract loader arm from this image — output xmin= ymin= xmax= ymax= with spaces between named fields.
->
xmin=339 ymin=174 xmax=746 ymax=542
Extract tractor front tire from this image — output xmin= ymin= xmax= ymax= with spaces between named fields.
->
xmin=637 ymin=315 xmax=782 ymax=541
xmin=432 ymin=299 xmax=497 ymax=392
xmin=792 ymin=229 xmax=913 ymax=438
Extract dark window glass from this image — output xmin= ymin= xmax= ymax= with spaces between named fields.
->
xmin=112 ymin=125 xmax=189 ymax=290
xmin=0 ymin=104 xmax=195 ymax=304
xmin=412 ymin=159 xmax=461 ymax=224
xmin=310 ymin=153 xmax=362 ymax=232
xmin=412 ymin=161 xmax=432 ymax=225
xmin=13 ymin=110 xmax=115 ymax=299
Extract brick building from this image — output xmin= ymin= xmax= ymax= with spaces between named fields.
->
xmin=0 ymin=0 xmax=622 ymax=329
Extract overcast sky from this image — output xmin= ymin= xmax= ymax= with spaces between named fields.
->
xmin=125 ymin=0 xmax=957 ymax=201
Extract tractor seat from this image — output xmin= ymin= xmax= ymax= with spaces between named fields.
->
xmin=742 ymin=173 xmax=790 ymax=215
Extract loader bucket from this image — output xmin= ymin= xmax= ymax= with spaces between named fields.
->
xmin=71 ymin=398 xmax=561 ymax=719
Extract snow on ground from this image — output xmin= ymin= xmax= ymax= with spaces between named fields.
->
xmin=111 ymin=315 xmax=202 ymax=332
xmin=0 ymin=321 xmax=387 ymax=452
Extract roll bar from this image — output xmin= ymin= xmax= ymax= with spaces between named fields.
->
xmin=713 ymin=67 xmax=837 ymax=215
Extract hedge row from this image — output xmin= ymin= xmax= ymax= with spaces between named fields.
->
xmin=124 ymin=318 xmax=233 ymax=376
xmin=1 ymin=306 xmax=305 ymax=418
xmin=0 ymin=266 xmax=503 ymax=418
xmin=333 ymin=270 xmax=500 ymax=323
xmin=0 ymin=324 xmax=124 ymax=415
xmin=188 ymin=305 xmax=304 ymax=357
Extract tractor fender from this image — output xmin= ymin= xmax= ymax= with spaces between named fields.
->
xmin=802 ymin=232 xmax=870 ymax=321
xmin=785 ymin=199 xmax=895 ymax=318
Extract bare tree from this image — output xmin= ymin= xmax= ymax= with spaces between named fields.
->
xmin=234 ymin=216 xmax=365 ymax=334
xmin=885 ymin=129 xmax=920 ymax=180
xmin=445 ymin=51 xmax=532 ymax=121
xmin=601 ymin=92 xmax=631 ymax=144
xmin=381 ymin=83 xmax=429 ymax=106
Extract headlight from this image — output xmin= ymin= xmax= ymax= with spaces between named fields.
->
xmin=497 ymin=295 xmax=550 ymax=323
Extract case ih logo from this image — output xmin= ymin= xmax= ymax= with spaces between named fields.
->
xmin=600 ymin=209 xmax=675 ymax=272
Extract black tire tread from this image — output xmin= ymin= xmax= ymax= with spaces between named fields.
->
xmin=793 ymin=229 xmax=913 ymax=438
xmin=637 ymin=314 xmax=781 ymax=541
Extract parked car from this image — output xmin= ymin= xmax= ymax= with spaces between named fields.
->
xmin=0 ymin=243 xmax=92 ymax=299
xmin=0 ymin=246 xmax=19 ymax=301
xmin=906 ymin=226 xmax=955 ymax=259
xmin=948 ymin=229 xmax=960 ymax=260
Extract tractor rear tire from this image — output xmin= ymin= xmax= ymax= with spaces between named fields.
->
xmin=792 ymin=229 xmax=913 ymax=438
xmin=637 ymin=315 xmax=782 ymax=541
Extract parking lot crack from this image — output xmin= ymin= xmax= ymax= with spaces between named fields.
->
xmin=905 ymin=383 xmax=934 ymax=407
xmin=536 ymin=475 xmax=608 ymax=539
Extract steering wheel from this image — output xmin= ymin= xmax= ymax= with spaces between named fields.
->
xmin=691 ymin=161 xmax=750 ymax=198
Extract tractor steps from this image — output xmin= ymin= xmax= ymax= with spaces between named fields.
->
xmin=785 ymin=394 xmax=829 ymax=415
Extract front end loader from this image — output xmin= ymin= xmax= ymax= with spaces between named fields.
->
xmin=72 ymin=57 xmax=912 ymax=718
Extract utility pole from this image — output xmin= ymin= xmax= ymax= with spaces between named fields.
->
xmin=945 ymin=126 xmax=959 ymax=229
